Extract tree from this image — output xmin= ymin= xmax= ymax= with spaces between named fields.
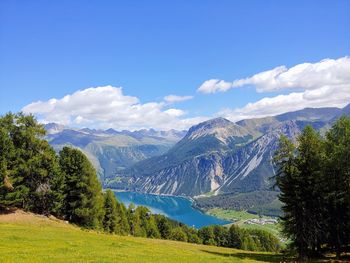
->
xmin=103 ymin=189 xmax=119 ymax=233
xmin=228 ymin=225 xmax=242 ymax=248
xmin=154 ymin=215 xmax=172 ymax=239
xmin=198 ymin=226 xmax=216 ymax=246
xmin=274 ymin=135 xmax=308 ymax=259
xmin=115 ymin=201 xmax=130 ymax=235
xmin=295 ymin=126 xmax=326 ymax=255
xmin=169 ymin=227 xmax=188 ymax=242
xmin=0 ymin=113 xmax=64 ymax=215
xmin=212 ymin=225 xmax=229 ymax=247
xmin=324 ymin=117 xmax=350 ymax=258
xmin=59 ymin=147 xmax=104 ymax=229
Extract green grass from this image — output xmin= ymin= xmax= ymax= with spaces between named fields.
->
xmin=207 ymin=208 xmax=283 ymax=239
xmin=0 ymin=215 xmax=284 ymax=263
xmin=207 ymin=208 xmax=260 ymax=221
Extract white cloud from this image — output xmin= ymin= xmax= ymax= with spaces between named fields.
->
xmin=22 ymin=85 xmax=203 ymax=130
xmin=218 ymin=84 xmax=350 ymax=122
xmin=163 ymin=94 xmax=193 ymax=103
xmin=198 ymin=56 xmax=350 ymax=93
xmin=196 ymin=56 xmax=350 ymax=121
xmin=197 ymin=79 xmax=233 ymax=94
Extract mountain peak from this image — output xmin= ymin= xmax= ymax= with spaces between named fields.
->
xmin=186 ymin=117 xmax=250 ymax=144
xmin=341 ymin=102 xmax=350 ymax=115
xmin=44 ymin=123 xmax=65 ymax=134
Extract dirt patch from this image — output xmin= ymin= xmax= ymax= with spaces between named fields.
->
xmin=0 ymin=209 xmax=70 ymax=227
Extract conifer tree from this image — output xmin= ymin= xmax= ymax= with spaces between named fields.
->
xmin=324 ymin=117 xmax=350 ymax=258
xmin=0 ymin=113 xmax=64 ymax=214
xmin=115 ymin=201 xmax=130 ymax=235
xmin=295 ymin=126 xmax=325 ymax=255
xmin=59 ymin=147 xmax=104 ymax=229
xmin=103 ymin=189 xmax=119 ymax=233
xmin=274 ymin=135 xmax=308 ymax=259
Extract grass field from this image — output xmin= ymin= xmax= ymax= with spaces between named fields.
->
xmin=207 ymin=208 xmax=282 ymax=239
xmin=0 ymin=210 xmax=285 ymax=263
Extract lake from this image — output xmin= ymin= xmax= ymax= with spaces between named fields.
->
xmin=114 ymin=191 xmax=230 ymax=228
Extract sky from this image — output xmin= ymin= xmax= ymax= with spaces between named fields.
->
xmin=1 ymin=0 xmax=350 ymax=130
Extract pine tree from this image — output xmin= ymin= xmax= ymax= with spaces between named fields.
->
xmin=59 ymin=147 xmax=104 ymax=229
xmin=103 ymin=189 xmax=119 ymax=233
xmin=115 ymin=201 xmax=130 ymax=235
xmin=154 ymin=214 xmax=172 ymax=239
xmin=228 ymin=225 xmax=242 ymax=249
xmin=198 ymin=226 xmax=216 ymax=245
xmin=274 ymin=135 xmax=308 ymax=259
xmin=169 ymin=227 xmax=188 ymax=242
xmin=0 ymin=113 xmax=64 ymax=214
xmin=324 ymin=117 xmax=350 ymax=258
xmin=295 ymin=126 xmax=325 ymax=255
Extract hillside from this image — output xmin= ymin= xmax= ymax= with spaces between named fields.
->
xmin=0 ymin=210 xmax=282 ymax=263
xmin=45 ymin=125 xmax=186 ymax=184
xmin=107 ymin=104 xmax=350 ymax=197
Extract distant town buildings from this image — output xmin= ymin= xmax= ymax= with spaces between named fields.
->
xmin=243 ymin=218 xmax=278 ymax=225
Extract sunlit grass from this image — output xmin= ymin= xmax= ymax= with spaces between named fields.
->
xmin=0 ymin=215 xmax=283 ymax=263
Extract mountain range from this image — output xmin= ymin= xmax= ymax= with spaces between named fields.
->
xmin=45 ymin=124 xmax=186 ymax=182
xmin=46 ymin=103 xmax=350 ymax=200
xmin=104 ymin=104 xmax=349 ymax=197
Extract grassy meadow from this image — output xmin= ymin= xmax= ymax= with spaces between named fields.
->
xmin=0 ymin=210 xmax=284 ymax=263
xmin=207 ymin=208 xmax=282 ymax=239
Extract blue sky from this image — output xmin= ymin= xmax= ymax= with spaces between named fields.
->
xmin=1 ymin=0 xmax=350 ymax=130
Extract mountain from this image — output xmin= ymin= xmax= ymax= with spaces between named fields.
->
xmin=45 ymin=125 xmax=186 ymax=183
xmin=44 ymin=123 xmax=65 ymax=134
xmin=108 ymin=104 xmax=350 ymax=197
xmin=236 ymin=107 xmax=341 ymax=137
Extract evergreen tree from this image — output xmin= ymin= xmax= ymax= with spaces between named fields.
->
xmin=212 ymin=225 xmax=229 ymax=247
xmin=228 ymin=225 xmax=242 ymax=248
xmin=59 ymin=147 xmax=104 ymax=229
xmin=324 ymin=117 xmax=350 ymax=258
xmin=103 ymin=189 xmax=119 ymax=233
xmin=169 ymin=227 xmax=188 ymax=242
xmin=115 ymin=201 xmax=130 ymax=235
xmin=274 ymin=135 xmax=308 ymax=259
xmin=154 ymin=214 xmax=172 ymax=239
xmin=0 ymin=113 xmax=64 ymax=214
xmin=198 ymin=226 xmax=216 ymax=245
xmin=295 ymin=126 xmax=326 ymax=255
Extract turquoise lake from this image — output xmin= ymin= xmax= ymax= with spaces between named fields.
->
xmin=114 ymin=191 xmax=230 ymax=228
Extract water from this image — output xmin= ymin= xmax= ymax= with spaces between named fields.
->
xmin=114 ymin=191 xmax=230 ymax=228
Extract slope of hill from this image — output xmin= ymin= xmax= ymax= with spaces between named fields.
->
xmin=107 ymin=104 xmax=350 ymax=197
xmin=45 ymin=125 xmax=186 ymax=183
xmin=0 ymin=210 xmax=282 ymax=263
xmin=109 ymin=118 xmax=253 ymax=195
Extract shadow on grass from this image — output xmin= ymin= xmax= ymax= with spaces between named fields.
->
xmin=201 ymin=249 xmax=350 ymax=262
xmin=0 ymin=207 xmax=16 ymax=215
xmin=200 ymin=249 xmax=284 ymax=262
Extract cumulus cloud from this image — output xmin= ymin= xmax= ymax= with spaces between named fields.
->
xmin=22 ymin=86 xmax=204 ymax=130
xmin=198 ymin=56 xmax=350 ymax=93
xmin=218 ymin=84 xmax=350 ymax=122
xmin=197 ymin=56 xmax=350 ymax=121
xmin=163 ymin=94 xmax=193 ymax=103
xmin=197 ymin=79 xmax=233 ymax=94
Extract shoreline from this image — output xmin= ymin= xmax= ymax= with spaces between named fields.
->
xmin=109 ymin=189 xmax=232 ymax=225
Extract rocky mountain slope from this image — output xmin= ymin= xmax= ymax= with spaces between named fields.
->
xmin=45 ymin=125 xmax=186 ymax=182
xmin=107 ymin=104 xmax=350 ymax=197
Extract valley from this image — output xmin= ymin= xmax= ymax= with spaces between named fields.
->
xmin=46 ymin=104 xmax=350 ymax=223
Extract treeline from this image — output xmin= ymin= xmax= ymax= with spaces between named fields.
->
xmin=195 ymin=190 xmax=279 ymax=213
xmin=274 ymin=117 xmax=350 ymax=259
xmin=0 ymin=113 xmax=280 ymax=253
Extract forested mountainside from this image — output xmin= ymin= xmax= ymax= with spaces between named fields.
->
xmin=45 ymin=124 xmax=186 ymax=182
xmin=106 ymin=104 xmax=350 ymax=197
